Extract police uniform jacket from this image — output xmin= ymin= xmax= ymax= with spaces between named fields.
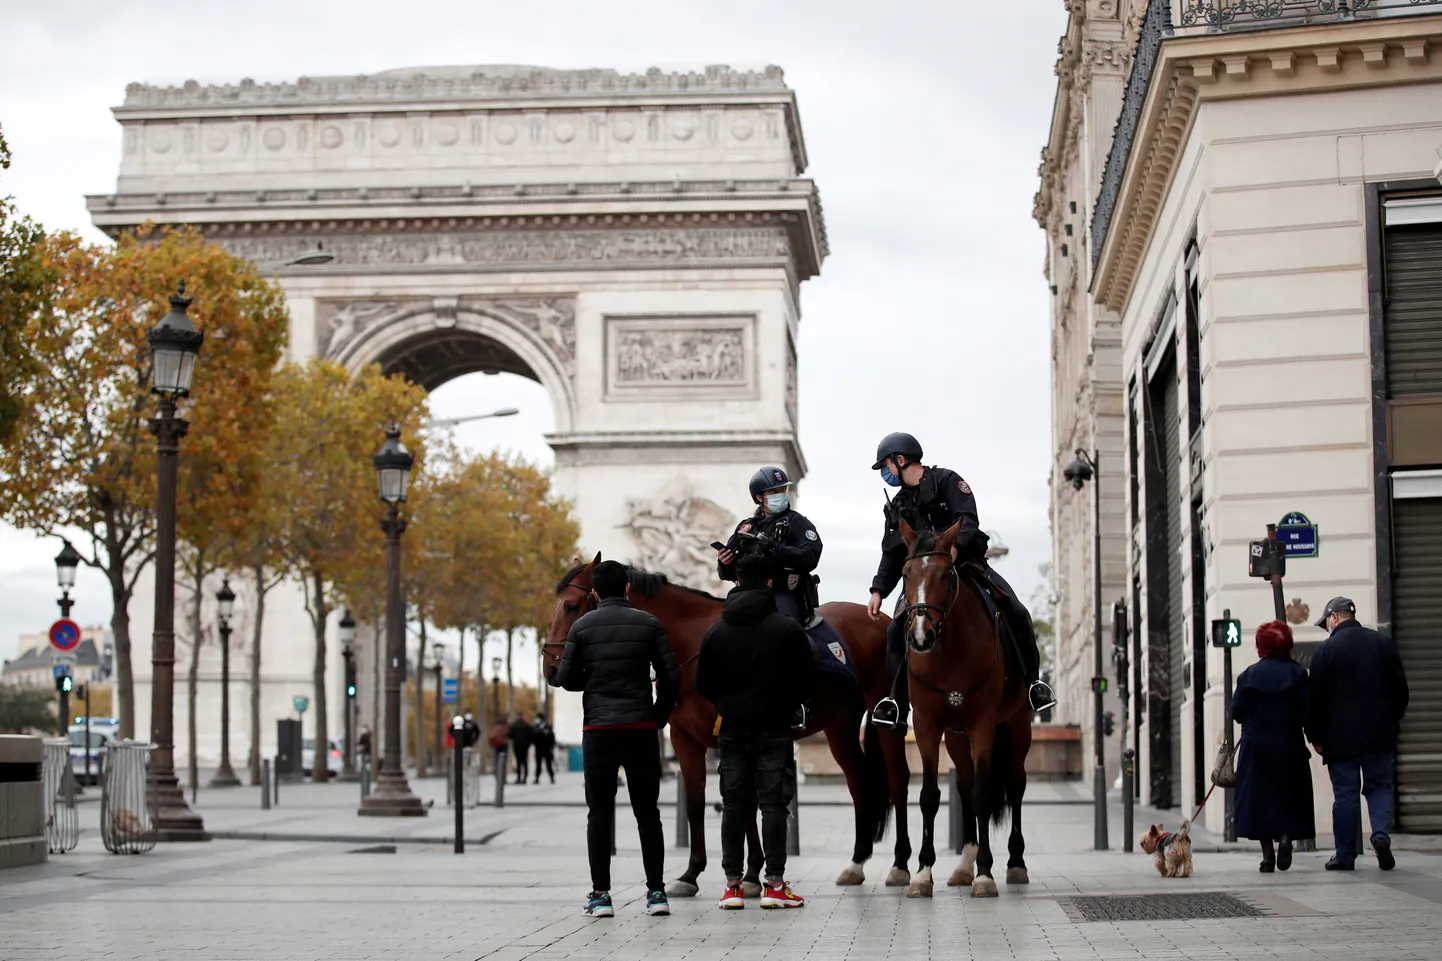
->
xmin=718 ymin=508 xmax=823 ymax=598
xmin=870 ymin=466 xmax=989 ymax=600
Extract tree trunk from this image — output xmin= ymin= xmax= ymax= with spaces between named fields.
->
xmin=506 ymin=626 xmax=516 ymax=716
xmin=475 ymin=627 xmax=488 ymax=721
xmin=308 ymin=567 xmax=330 ymax=784
xmin=248 ymin=562 xmax=267 ymax=785
xmin=108 ymin=567 xmax=135 ymax=740
xmin=186 ymin=548 xmax=207 ymax=795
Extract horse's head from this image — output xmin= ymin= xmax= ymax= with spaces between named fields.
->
xmin=545 ymin=552 xmax=601 ymax=670
xmin=899 ymin=518 xmax=961 ymax=654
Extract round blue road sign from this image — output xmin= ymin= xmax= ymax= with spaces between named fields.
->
xmin=49 ymin=618 xmax=81 ymax=652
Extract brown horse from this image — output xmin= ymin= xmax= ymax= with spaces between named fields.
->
xmin=544 ymin=553 xmax=905 ymax=897
xmin=895 ymin=520 xmax=1034 ymax=899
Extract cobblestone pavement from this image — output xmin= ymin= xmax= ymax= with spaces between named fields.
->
xmin=4 ymin=771 xmax=1441 ymax=960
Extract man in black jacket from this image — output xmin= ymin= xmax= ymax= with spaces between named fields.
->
xmin=552 ymin=559 xmax=681 ymax=918
xmin=697 ymin=553 xmax=816 ymax=910
xmin=507 ymin=713 xmax=535 ymax=784
xmin=1309 ymin=597 xmax=1410 ymax=871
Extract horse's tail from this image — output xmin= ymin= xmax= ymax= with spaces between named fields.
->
xmin=862 ymin=718 xmax=892 ymax=843
xmin=984 ymin=722 xmax=1011 ymax=828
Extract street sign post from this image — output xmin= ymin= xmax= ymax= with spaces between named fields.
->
xmin=49 ymin=618 xmax=81 ymax=653
xmin=441 ymin=678 xmax=458 ymax=705
xmin=1276 ymin=512 xmax=1319 ymax=559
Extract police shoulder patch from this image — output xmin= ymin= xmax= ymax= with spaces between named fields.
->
xmin=958 ymin=478 xmax=972 ymax=495
xmin=805 ymin=529 xmax=818 ymax=541
xmin=739 ymin=522 xmax=752 ymax=534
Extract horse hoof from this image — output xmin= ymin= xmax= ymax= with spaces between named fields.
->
xmin=741 ymin=881 xmax=763 ymax=899
xmin=1006 ymin=867 xmax=1030 ymax=885
xmin=947 ymin=867 xmax=973 ymax=888
xmin=906 ymin=879 xmax=934 ymax=899
xmin=884 ymin=866 xmax=911 ymax=887
xmin=836 ymin=866 xmax=866 ymax=886
xmin=971 ymin=877 xmax=998 ymax=899
xmin=666 ymin=881 xmax=699 ymax=898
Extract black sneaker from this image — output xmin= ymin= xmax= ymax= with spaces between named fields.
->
xmin=1374 ymin=836 xmax=1395 ymax=871
xmin=1324 ymin=857 xmax=1355 ymax=871
xmin=583 ymin=891 xmax=614 ymax=917
xmin=1277 ymin=838 xmax=1293 ymax=872
xmin=646 ymin=889 xmax=671 ymax=916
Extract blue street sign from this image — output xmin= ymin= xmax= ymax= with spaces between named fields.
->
xmin=1276 ymin=512 xmax=1319 ymax=559
xmin=293 ymin=695 xmax=309 ymax=714
xmin=441 ymin=677 xmax=458 ymax=705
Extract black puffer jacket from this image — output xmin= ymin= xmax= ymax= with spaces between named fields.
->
xmin=552 ymin=598 xmax=681 ymax=729
xmin=696 ymin=588 xmax=816 ymax=735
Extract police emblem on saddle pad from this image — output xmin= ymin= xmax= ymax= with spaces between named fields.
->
xmin=828 ymin=641 xmax=846 ymax=665
xmin=788 ymin=574 xmax=800 ymax=590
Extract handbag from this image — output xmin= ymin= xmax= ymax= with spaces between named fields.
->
xmin=1211 ymin=738 xmax=1239 ymax=788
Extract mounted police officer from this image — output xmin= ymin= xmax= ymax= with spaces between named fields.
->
xmin=717 ymin=466 xmax=823 ymax=625
xmin=866 ymin=432 xmax=1056 ymax=732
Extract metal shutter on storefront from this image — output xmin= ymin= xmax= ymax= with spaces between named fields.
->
xmin=1162 ymin=362 xmax=1184 ymax=806
xmin=1393 ymin=496 xmax=1442 ymax=833
xmin=1384 ymin=223 xmax=1442 ymax=398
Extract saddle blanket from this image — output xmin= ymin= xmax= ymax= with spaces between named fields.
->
xmin=959 ymin=566 xmax=1019 ymax=679
xmin=806 ymin=617 xmax=858 ymax=686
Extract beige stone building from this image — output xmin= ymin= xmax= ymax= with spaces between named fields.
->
xmin=1042 ymin=0 xmax=1442 ymax=837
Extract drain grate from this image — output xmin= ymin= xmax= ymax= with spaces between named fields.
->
xmin=1060 ymin=892 xmax=1266 ymax=923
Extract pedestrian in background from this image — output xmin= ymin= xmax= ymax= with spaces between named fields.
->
xmin=1309 ymin=597 xmax=1410 ymax=872
xmin=508 ymin=712 xmax=534 ymax=784
xmin=487 ymin=718 xmax=508 ymax=774
xmin=696 ymin=552 xmax=815 ymax=909
xmin=551 ymin=559 xmax=680 ymax=918
xmin=1231 ymin=620 xmax=1315 ymax=873
xmin=533 ymin=714 xmax=557 ymax=784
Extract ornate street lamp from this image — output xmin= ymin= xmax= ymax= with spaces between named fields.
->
xmin=146 ymin=283 xmax=208 ymax=841
xmin=359 ymin=425 xmax=425 ymax=817
xmin=338 ymin=609 xmax=358 ymax=782
xmin=210 ymin=578 xmax=240 ymax=787
xmin=1063 ymin=448 xmax=1106 ymax=852
xmin=491 ymin=655 xmax=503 ymax=727
xmin=55 ymin=541 xmax=81 ymax=618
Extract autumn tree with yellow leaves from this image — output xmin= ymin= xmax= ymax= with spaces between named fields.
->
xmin=0 ymin=227 xmax=288 ymax=737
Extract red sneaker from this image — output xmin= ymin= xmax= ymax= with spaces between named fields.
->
xmin=760 ymin=881 xmax=805 ymax=909
xmin=718 ymin=883 xmax=746 ymax=909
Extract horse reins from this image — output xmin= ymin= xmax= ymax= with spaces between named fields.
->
xmin=900 ymin=552 xmax=1002 ymax=708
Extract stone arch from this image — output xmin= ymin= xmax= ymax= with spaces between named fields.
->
xmin=331 ymin=301 xmax=577 ymax=433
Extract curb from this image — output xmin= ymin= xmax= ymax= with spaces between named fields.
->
xmin=208 ymin=828 xmax=506 ymax=845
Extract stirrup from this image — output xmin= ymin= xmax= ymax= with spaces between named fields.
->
xmin=871 ymin=698 xmax=907 ymax=735
xmin=792 ymin=704 xmax=808 ymax=731
xmin=1028 ymin=682 xmax=1057 ymax=713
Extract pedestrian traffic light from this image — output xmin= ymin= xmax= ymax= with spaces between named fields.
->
xmin=74 ymin=683 xmax=86 ymax=701
xmin=56 ymin=673 xmax=73 ymax=694
xmin=345 ymin=661 xmax=357 ymax=699
xmin=1211 ymin=618 xmax=1242 ymax=648
xmin=1103 ymin=711 xmax=1116 ymax=737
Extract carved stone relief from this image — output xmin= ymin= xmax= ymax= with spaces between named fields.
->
xmin=785 ymin=342 xmax=798 ymax=428
xmin=315 ymin=300 xmax=420 ymax=359
xmin=619 ymin=476 xmax=737 ymax=592
xmin=616 ymin=327 xmax=745 ymax=385
xmin=216 ymin=227 xmax=791 ymax=272
xmin=466 ymin=297 xmax=577 ymax=374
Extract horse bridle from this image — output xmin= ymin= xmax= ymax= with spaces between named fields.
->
xmin=900 ymin=550 xmax=1001 ymax=709
xmin=542 ymin=580 xmax=703 ymax=676
xmin=899 ymin=550 xmax=960 ymax=639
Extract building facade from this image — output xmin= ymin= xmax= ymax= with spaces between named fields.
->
xmin=1049 ymin=0 xmax=1442 ymax=835
xmin=2 ymin=627 xmax=112 ymax=689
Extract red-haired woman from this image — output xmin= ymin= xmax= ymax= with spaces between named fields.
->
xmin=1232 ymin=619 xmax=1316 ymax=873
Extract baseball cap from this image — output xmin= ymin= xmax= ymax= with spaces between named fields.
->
xmin=1314 ymin=596 xmax=1356 ymax=629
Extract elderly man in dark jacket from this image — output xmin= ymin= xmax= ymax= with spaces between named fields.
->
xmin=1309 ymin=597 xmax=1410 ymax=872
xmin=552 ymin=559 xmax=681 ymax=918
xmin=697 ymin=553 xmax=816 ymax=910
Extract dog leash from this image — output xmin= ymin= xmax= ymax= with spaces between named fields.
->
xmin=1187 ymin=737 xmax=1241 ymax=825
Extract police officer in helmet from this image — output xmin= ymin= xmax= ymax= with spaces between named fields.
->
xmin=866 ymin=432 xmax=1056 ymax=732
xmin=717 ymin=466 xmax=823 ymax=624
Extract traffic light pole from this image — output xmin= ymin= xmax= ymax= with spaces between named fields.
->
xmin=340 ymin=652 xmax=358 ymax=782
xmin=1221 ymin=607 xmax=1236 ymax=843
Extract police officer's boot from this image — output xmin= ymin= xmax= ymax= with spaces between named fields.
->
xmin=871 ymin=647 xmax=909 ymax=735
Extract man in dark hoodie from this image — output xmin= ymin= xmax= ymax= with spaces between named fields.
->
xmin=697 ymin=552 xmax=817 ymax=910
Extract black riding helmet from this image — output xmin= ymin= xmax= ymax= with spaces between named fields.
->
xmin=748 ymin=466 xmax=792 ymax=501
xmin=872 ymin=432 xmax=923 ymax=470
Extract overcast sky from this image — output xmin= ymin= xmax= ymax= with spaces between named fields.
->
xmin=0 ymin=0 xmax=1069 ymax=663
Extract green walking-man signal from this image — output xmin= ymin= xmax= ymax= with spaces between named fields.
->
xmin=1211 ymin=618 xmax=1243 ymax=648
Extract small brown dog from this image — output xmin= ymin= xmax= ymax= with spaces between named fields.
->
xmin=1140 ymin=821 xmax=1193 ymax=878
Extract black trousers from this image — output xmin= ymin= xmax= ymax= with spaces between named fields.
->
xmin=513 ymin=744 xmax=531 ymax=783
xmin=582 ymin=728 xmax=665 ymax=893
xmin=533 ymin=749 xmax=555 ymax=783
xmin=719 ymin=733 xmax=795 ymax=882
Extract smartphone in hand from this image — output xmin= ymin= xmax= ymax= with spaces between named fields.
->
xmin=711 ymin=541 xmax=727 ymax=552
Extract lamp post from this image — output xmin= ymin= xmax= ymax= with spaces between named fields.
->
xmin=491 ymin=655 xmax=503 ymax=728
xmin=210 ymin=579 xmax=240 ymax=787
xmin=423 ymin=407 xmax=520 ymax=430
xmin=359 ymin=425 xmax=426 ymax=817
xmin=1064 ymin=447 xmax=1107 ymax=852
xmin=339 ymin=609 xmax=358 ymax=782
xmin=146 ymin=283 xmax=208 ymax=841
xmin=55 ymin=541 xmax=80 ymax=619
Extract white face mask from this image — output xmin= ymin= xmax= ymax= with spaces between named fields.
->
xmin=765 ymin=492 xmax=789 ymax=513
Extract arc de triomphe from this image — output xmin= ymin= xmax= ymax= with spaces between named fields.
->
xmin=88 ymin=64 xmax=828 ymax=747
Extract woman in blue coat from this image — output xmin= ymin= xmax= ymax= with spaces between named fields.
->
xmin=1231 ymin=619 xmax=1316 ymax=873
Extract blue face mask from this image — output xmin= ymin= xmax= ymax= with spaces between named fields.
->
xmin=881 ymin=466 xmax=902 ymax=487
xmin=765 ymin=492 xmax=789 ymax=513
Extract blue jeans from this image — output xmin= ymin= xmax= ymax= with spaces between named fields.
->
xmin=1327 ymin=752 xmax=1394 ymax=865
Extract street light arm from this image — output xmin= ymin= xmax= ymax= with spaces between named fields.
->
xmin=425 ymin=408 xmax=521 ymax=429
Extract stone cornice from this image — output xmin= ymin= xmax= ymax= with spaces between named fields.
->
xmin=548 ymin=428 xmax=807 ymax=478
xmin=1093 ymin=14 xmax=1442 ymax=314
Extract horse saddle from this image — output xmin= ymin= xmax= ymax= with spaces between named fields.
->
xmin=956 ymin=562 xmax=1019 ymax=678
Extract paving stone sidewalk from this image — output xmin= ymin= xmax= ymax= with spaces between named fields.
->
xmin=4 ymin=771 xmax=1441 ymax=961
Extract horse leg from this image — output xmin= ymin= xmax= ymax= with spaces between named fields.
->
xmin=906 ymin=724 xmax=942 ymax=899
xmin=1006 ymin=713 xmax=1033 ymax=885
xmin=668 ymin=725 xmax=707 ymax=897
xmin=884 ymin=730 xmax=912 ymax=886
xmin=968 ymin=721 xmax=1001 ymax=898
xmin=827 ymin=698 xmax=874 ymax=886
xmin=944 ymin=730 xmax=980 ymax=888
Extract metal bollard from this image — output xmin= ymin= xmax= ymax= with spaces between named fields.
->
xmin=493 ymin=749 xmax=507 ymax=808
xmin=786 ymin=745 xmax=799 ymax=857
xmin=675 ymin=775 xmax=689 ymax=848
xmin=1122 ymin=748 xmax=1135 ymax=853
xmin=261 ymin=759 xmax=271 ymax=810
xmin=948 ymin=767 xmax=963 ymax=854
xmin=359 ymin=755 xmax=370 ymax=801
xmin=452 ymin=717 xmax=465 ymax=855
xmin=272 ymin=756 xmax=280 ymax=806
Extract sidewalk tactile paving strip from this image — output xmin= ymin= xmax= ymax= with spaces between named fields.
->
xmin=1059 ymin=892 xmax=1267 ymax=922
